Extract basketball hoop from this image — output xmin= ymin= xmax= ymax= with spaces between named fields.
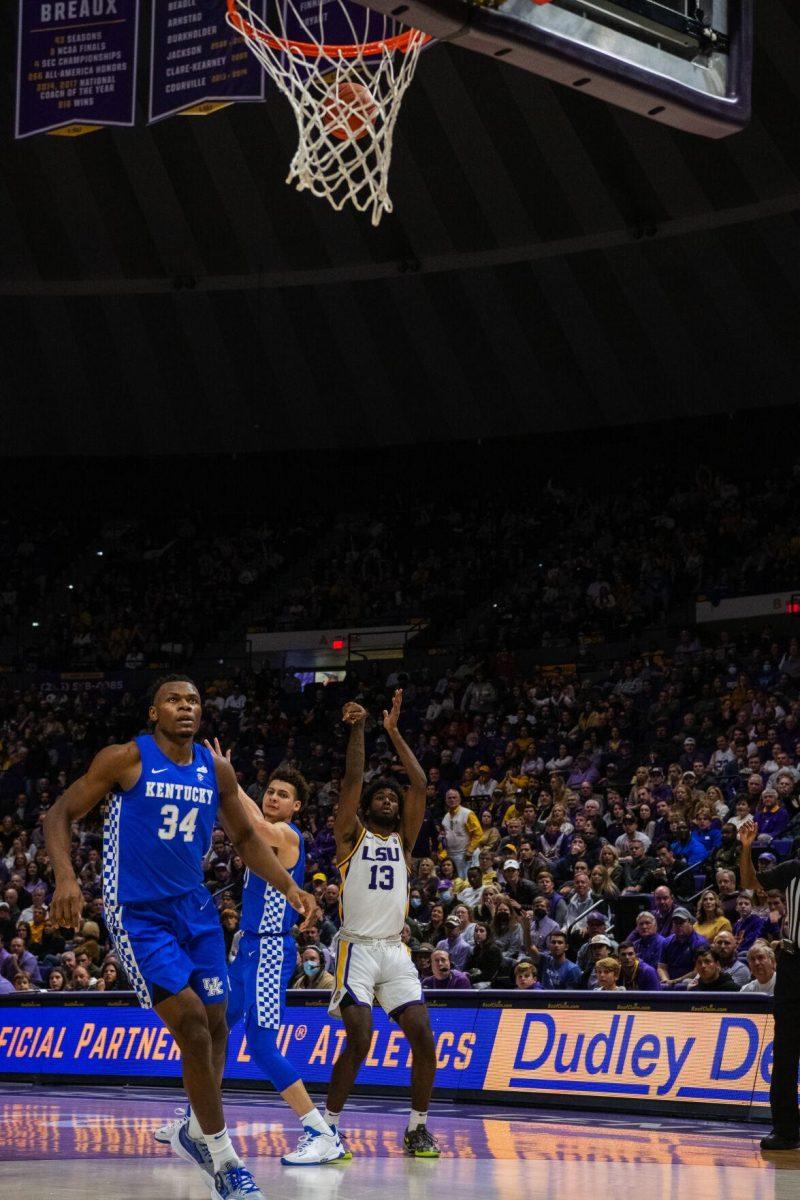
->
xmin=227 ymin=0 xmax=430 ymax=225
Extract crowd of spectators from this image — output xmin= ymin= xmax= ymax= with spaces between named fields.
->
xmin=6 ymin=462 xmax=800 ymax=671
xmin=3 ymin=615 xmax=800 ymax=997
xmin=0 ymin=513 xmax=314 ymax=672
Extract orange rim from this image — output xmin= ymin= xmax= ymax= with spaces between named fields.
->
xmin=227 ymin=0 xmax=428 ymax=58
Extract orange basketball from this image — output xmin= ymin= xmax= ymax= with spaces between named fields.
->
xmin=321 ymin=81 xmax=378 ymax=142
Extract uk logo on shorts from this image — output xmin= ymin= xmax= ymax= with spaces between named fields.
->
xmin=202 ymin=976 xmax=224 ymax=998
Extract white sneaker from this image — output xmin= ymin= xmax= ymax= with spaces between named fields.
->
xmin=281 ymin=1127 xmax=348 ymax=1166
xmin=154 ymin=1107 xmax=188 ymax=1144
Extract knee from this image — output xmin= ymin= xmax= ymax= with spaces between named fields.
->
xmin=172 ymin=1012 xmax=213 ymax=1058
xmin=410 ymin=1027 xmax=435 ymax=1055
xmin=346 ymin=1028 xmax=372 ymax=1062
xmin=402 ymin=1014 xmax=434 ymax=1053
xmin=210 ymin=1017 xmax=229 ymax=1051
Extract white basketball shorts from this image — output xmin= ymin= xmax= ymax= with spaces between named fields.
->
xmin=329 ymin=938 xmax=423 ymax=1020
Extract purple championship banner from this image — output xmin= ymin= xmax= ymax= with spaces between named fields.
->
xmin=148 ymin=0 xmax=266 ymax=123
xmin=15 ymin=0 xmax=139 ymax=139
xmin=0 ymin=991 xmax=780 ymax=1120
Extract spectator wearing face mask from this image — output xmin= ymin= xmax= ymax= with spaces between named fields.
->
xmin=407 ymin=888 xmax=431 ymax=929
xmin=436 ymin=870 xmax=459 ymax=912
xmin=527 ymin=897 xmax=561 ymax=950
xmin=489 ymin=897 xmax=524 ymax=962
xmin=291 ymin=946 xmax=335 ymax=989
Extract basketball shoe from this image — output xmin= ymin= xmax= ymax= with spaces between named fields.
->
xmin=154 ymin=1106 xmax=188 ymax=1144
xmin=403 ymin=1126 xmax=440 ymax=1157
xmin=281 ymin=1125 xmax=348 ymax=1165
xmin=168 ymin=1117 xmax=215 ymax=1183
xmin=212 ymin=1162 xmax=265 ymax=1200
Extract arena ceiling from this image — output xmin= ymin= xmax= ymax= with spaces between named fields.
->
xmin=0 ymin=2 xmax=798 ymax=455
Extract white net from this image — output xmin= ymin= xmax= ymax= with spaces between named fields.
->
xmin=227 ymin=0 xmax=428 ymax=226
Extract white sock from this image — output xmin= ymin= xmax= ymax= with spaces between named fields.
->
xmin=204 ymin=1128 xmax=240 ymax=1173
xmin=300 ymin=1108 xmax=333 ymax=1136
xmin=323 ymin=1109 xmax=341 ymax=1129
xmin=408 ymin=1110 xmax=427 ymax=1132
xmin=188 ymin=1110 xmax=204 ymax=1142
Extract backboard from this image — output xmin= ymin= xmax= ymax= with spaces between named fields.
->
xmin=351 ymin=0 xmax=753 ymax=137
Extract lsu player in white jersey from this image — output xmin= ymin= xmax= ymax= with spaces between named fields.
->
xmin=322 ymin=690 xmax=440 ymax=1158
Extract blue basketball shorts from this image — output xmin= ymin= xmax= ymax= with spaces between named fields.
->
xmin=227 ymin=930 xmax=296 ymax=1030
xmin=106 ymin=887 xmax=229 ymax=1009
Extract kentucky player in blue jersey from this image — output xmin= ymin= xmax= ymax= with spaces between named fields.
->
xmin=44 ymin=675 xmax=315 ymax=1200
xmin=203 ymin=740 xmax=347 ymax=1165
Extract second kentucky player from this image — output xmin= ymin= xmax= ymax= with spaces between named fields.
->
xmin=206 ymin=741 xmax=348 ymax=1166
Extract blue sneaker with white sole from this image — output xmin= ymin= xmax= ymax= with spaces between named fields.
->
xmin=213 ymin=1163 xmax=265 ymax=1200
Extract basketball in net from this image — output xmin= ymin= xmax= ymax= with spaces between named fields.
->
xmin=321 ymin=81 xmax=378 ymax=141
xmin=226 ymin=0 xmax=430 ymax=225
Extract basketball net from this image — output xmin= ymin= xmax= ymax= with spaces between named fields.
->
xmin=227 ymin=0 xmax=429 ymax=226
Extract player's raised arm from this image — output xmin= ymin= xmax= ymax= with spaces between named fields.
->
xmin=214 ymin=753 xmax=314 ymax=928
xmin=204 ymin=737 xmax=298 ymax=860
xmin=44 ymin=742 xmax=140 ymax=929
xmin=383 ymin=689 xmax=426 ymax=853
xmin=738 ymin=817 xmax=760 ymax=893
xmin=335 ymin=702 xmax=368 ymax=854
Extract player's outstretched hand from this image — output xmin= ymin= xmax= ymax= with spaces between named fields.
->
xmin=204 ymin=737 xmax=231 ymax=761
xmin=287 ymin=885 xmax=317 ymax=930
xmin=383 ymin=688 xmax=403 ymax=735
xmin=50 ymin=878 xmax=85 ymax=930
xmin=342 ymin=701 xmax=368 ymax=726
xmin=738 ymin=817 xmax=757 ymax=848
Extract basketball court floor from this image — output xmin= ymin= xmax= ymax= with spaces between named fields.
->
xmin=1 ymin=1084 xmax=797 ymax=1200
